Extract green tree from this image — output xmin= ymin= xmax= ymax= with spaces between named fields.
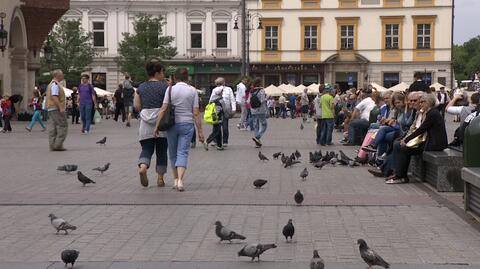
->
xmin=453 ymin=36 xmax=480 ymax=81
xmin=39 ymin=19 xmax=95 ymax=83
xmin=116 ymin=15 xmax=177 ymax=82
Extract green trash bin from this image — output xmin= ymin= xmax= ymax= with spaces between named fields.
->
xmin=463 ymin=115 xmax=480 ymax=167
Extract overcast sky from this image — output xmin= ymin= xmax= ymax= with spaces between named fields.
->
xmin=455 ymin=0 xmax=480 ymax=44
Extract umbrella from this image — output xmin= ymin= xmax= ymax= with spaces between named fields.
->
xmin=264 ymin=84 xmax=284 ymax=97
xmin=388 ymin=82 xmax=409 ymax=92
xmin=430 ymin=82 xmax=451 ymax=92
xmin=370 ymin=82 xmax=388 ymax=92
xmin=94 ymin=87 xmax=114 ymax=97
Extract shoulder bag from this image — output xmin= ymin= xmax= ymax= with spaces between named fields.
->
xmin=157 ymin=85 xmax=175 ymax=131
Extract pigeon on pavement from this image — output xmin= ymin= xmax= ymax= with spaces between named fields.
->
xmin=258 ymin=151 xmax=269 ymax=161
xmin=300 ymin=168 xmax=308 ymax=181
xmin=253 ymin=179 xmax=268 ymax=189
xmin=281 ymin=153 xmax=287 ymax=164
xmin=348 ymin=160 xmax=360 ymax=167
xmin=290 ymin=153 xmax=296 ymax=161
xmin=300 ymin=123 xmax=304 ymax=130
xmin=294 ymin=190 xmax=304 ymax=205
xmin=272 ymin=152 xmax=282 ymax=159
xmin=339 ymin=150 xmax=353 ymax=162
xmin=310 ymin=250 xmax=325 ymax=269
xmin=49 ymin=214 xmax=77 ymax=234
xmin=57 ymin=165 xmax=78 ymax=173
xmin=215 ymin=221 xmax=246 ymax=243
xmin=61 ymin=249 xmax=79 ymax=268
xmin=314 ymin=161 xmax=328 ymax=169
xmin=295 ymin=150 xmax=301 ymax=159
xmin=77 ymin=171 xmax=96 ymax=186
xmin=282 ymin=219 xmax=295 ymax=242
xmin=92 ymin=163 xmax=110 ymax=174
xmin=238 ymin=243 xmax=277 ymax=262
xmin=284 ymin=157 xmax=300 ymax=168
xmin=96 ymin=136 xmax=107 ymax=145
xmin=358 ymin=239 xmax=390 ymax=269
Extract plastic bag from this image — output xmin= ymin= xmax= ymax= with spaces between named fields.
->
xmin=94 ymin=109 xmax=101 ymax=123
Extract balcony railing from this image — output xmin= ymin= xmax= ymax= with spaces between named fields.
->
xmin=187 ymin=48 xmax=206 ymax=58
xmin=94 ymin=47 xmax=108 ymax=57
xmin=212 ymin=48 xmax=232 ymax=58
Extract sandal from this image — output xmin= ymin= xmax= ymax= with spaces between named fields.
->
xmin=177 ymin=179 xmax=185 ymax=192
xmin=157 ymin=176 xmax=165 ymax=187
xmin=139 ymin=170 xmax=148 ymax=187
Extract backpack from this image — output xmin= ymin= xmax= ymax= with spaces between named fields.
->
xmin=204 ymin=102 xmax=219 ymax=125
xmin=250 ymin=89 xmax=262 ymax=109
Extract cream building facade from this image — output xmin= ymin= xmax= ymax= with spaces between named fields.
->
xmin=66 ymin=0 xmax=242 ymax=92
xmin=247 ymin=0 xmax=453 ymax=90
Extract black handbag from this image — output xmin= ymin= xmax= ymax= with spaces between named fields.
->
xmin=158 ymin=85 xmax=175 ymax=131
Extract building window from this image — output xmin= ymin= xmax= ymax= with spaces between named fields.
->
xmin=265 ymin=26 xmax=279 ymax=51
xmin=339 ymin=0 xmax=358 ymax=8
xmin=92 ymin=72 xmax=106 ymax=90
xmin=416 ymin=24 xmax=431 ymax=49
xmin=422 ymin=72 xmax=432 ymax=85
xmin=383 ymin=72 xmax=400 ymax=88
xmin=92 ymin=22 xmax=105 ymax=47
xmin=190 ymin=23 xmax=203 ymax=49
xmin=340 ymin=25 xmax=354 ymax=50
xmin=216 ymin=23 xmax=228 ymax=48
xmin=303 ymin=74 xmax=318 ymax=86
xmin=304 ymin=25 xmax=317 ymax=50
xmin=385 ymin=24 xmax=399 ymax=49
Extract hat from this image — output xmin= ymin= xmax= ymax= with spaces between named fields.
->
xmin=324 ymin=84 xmax=333 ymax=91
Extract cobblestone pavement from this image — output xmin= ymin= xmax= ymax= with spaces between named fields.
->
xmin=0 ymin=117 xmax=479 ymax=269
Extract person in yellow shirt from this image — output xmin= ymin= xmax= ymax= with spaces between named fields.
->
xmin=319 ymin=84 xmax=335 ymax=146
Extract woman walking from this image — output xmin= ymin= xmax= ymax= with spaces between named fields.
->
xmin=135 ymin=61 xmax=170 ymax=187
xmin=1 ymin=95 xmax=13 ymax=133
xmin=155 ymin=68 xmax=205 ymax=192
xmin=26 ymin=89 xmax=46 ymax=132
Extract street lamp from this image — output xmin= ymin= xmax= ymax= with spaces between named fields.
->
xmin=233 ymin=10 xmax=263 ymax=77
xmin=0 ymin=12 xmax=8 ymax=56
xmin=44 ymin=35 xmax=53 ymax=68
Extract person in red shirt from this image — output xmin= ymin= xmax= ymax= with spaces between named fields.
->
xmin=1 ymin=94 xmax=13 ymax=133
xmin=26 ymin=89 xmax=46 ymax=132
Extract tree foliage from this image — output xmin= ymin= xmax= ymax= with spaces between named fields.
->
xmin=454 ymin=36 xmax=480 ymax=81
xmin=116 ymin=15 xmax=177 ymax=82
xmin=40 ymin=19 xmax=95 ymax=83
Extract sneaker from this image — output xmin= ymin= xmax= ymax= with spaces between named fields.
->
xmin=223 ymin=143 xmax=228 ymax=147
xmin=25 ymin=127 xmax=31 ymax=132
xmin=203 ymin=142 xmax=209 ymax=151
xmin=216 ymin=146 xmax=224 ymax=151
xmin=252 ymin=137 xmax=262 ymax=147
xmin=361 ymin=145 xmax=377 ymax=153
xmin=368 ymin=168 xmax=385 ymax=178
xmin=126 ymin=122 xmax=131 ymax=127
xmin=190 ymin=142 xmax=196 ymax=148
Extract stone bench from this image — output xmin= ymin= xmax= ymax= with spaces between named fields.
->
xmin=422 ymin=149 xmax=464 ymax=192
xmin=462 ymin=167 xmax=480 ymax=219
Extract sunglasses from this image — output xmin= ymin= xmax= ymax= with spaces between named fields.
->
xmin=408 ymin=99 xmax=418 ymax=102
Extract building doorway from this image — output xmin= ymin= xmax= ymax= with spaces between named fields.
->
xmin=335 ymin=72 xmax=357 ymax=92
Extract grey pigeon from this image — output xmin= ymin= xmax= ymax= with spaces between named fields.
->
xmin=348 ymin=160 xmax=360 ymax=167
xmin=92 ymin=162 xmax=110 ymax=174
xmin=96 ymin=136 xmax=107 ymax=145
xmin=272 ymin=152 xmax=282 ymax=159
xmin=253 ymin=179 xmax=268 ymax=188
xmin=57 ymin=164 xmax=78 ymax=173
xmin=238 ymin=243 xmax=277 ymax=262
xmin=339 ymin=150 xmax=353 ymax=162
xmin=300 ymin=123 xmax=304 ymax=130
xmin=281 ymin=154 xmax=287 ymax=164
xmin=310 ymin=250 xmax=325 ymax=269
xmin=282 ymin=219 xmax=295 ymax=242
xmin=77 ymin=171 xmax=96 ymax=186
xmin=284 ymin=157 xmax=300 ymax=168
xmin=295 ymin=150 xmax=301 ymax=159
xmin=300 ymin=168 xmax=308 ymax=181
xmin=294 ymin=190 xmax=304 ymax=205
xmin=358 ymin=239 xmax=390 ymax=269
xmin=314 ymin=161 xmax=328 ymax=169
xmin=290 ymin=153 xmax=296 ymax=161
xmin=48 ymin=214 xmax=77 ymax=234
xmin=215 ymin=221 xmax=246 ymax=242
xmin=330 ymin=157 xmax=338 ymax=165
xmin=321 ymin=152 xmax=333 ymax=162
xmin=61 ymin=249 xmax=79 ymax=268
xmin=258 ymin=151 xmax=269 ymax=161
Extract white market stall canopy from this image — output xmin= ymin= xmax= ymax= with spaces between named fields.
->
xmin=94 ymin=87 xmax=114 ymax=97
xmin=307 ymin=83 xmax=320 ymax=94
xmin=264 ymin=84 xmax=284 ymax=96
xmin=370 ymin=82 xmax=388 ymax=92
xmin=278 ymin=84 xmax=297 ymax=94
xmin=293 ymin=84 xmax=307 ymax=95
xmin=63 ymin=87 xmax=73 ymax=98
xmin=430 ymin=82 xmax=451 ymax=92
xmin=388 ymin=82 xmax=409 ymax=92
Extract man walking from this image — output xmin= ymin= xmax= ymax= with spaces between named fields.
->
xmin=319 ymin=84 xmax=335 ymax=146
xmin=436 ymin=86 xmax=450 ymax=119
xmin=78 ymin=74 xmax=96 ymax=134
xmin=279 ymin=94 xmax=287 ymax=119
xmin=218 ymin=78 xmax=236 ymax=146
xmin=46 ymin=70 xmax=68 ymax=151
xmin=70 ymin=87 xmax=79 ymax=124
xmin=301 ymin=88 xmax=309 ymax=122
xmin=236 ymin=77 xmax=248 ymax=130
xmin=288 ymin=94 xmax=297 ymax=119
xmin=250 ymin=78 xmax=268 ymax=148
xmin=114 ymin=84 xmax=125 ymax=122
xmin=123 ymin=75 xmax=135 ymax=127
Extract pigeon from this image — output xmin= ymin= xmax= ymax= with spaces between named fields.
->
xmin=330 ymin=157 xmax=338 ymax=165
xmin=284 ymin=157 xmax=300 ymax=168
xmin=61 ymin=249 xmax=79 ymax=268
xmin=96 ymin=136 xmax=107 ymax=145
xmin=258 ymin=151 xmax=269 ymax=161
xmin=300 ymin=123 xmax=304 ymax=130
xmin=77 ymin=171 xmax=96 ymax=186
xmin=358 ymin=239 xmax=390 ymax=269
xmin=309 ymin=151 xmax=322 ymax=163
xmin=339 ymin=150 xmax=353 ymax=162
xmin=282 ymin=219 xmax=295 ymax=242
xmin=290 ymin=153 xmax=296 ymax=161
xmin=272 ymin=152 xmax=282 ymax=159
xmin=253 ymin=179 xmax=268 ymax=189
xmin=92 ymin=162 xmax=110 ymax=174
xmin=281 ymin=153 xmax=287 ymax=164
xmin=57 ymin=164 xmax=78 ymax=173
xmin=294 ymin=190 xmax=304 ymax=205
xmin=238 ymin=243 xmax=277 ymax=262
xmin=215 ymin=221 xmax=246 ymax=243
xmin=310 ymin=250 xmax=325 ymax=269
xmin=48 ymin=214 xmax=77 ymax=235
xmin=321 ymin=152 xmax=333 ymax=162
xmin=348 ymin=160 xmax=360 ymax=167
xmin=300 ymin=168 xmax=308 ymax=181
xmin=314 ymin=161 xmax=328 ymax=169
xmin=295 ymin=150 xmax=301 ymax=159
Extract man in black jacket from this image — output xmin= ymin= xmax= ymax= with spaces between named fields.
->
xmin=408 ymin=72 xmax=431 ymax=93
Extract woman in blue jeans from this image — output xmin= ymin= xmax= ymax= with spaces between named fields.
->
xmin=26 ymin=89 xmax=46 ymax=132
xmin=155 ymin=68 xmax=205 ymax=192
